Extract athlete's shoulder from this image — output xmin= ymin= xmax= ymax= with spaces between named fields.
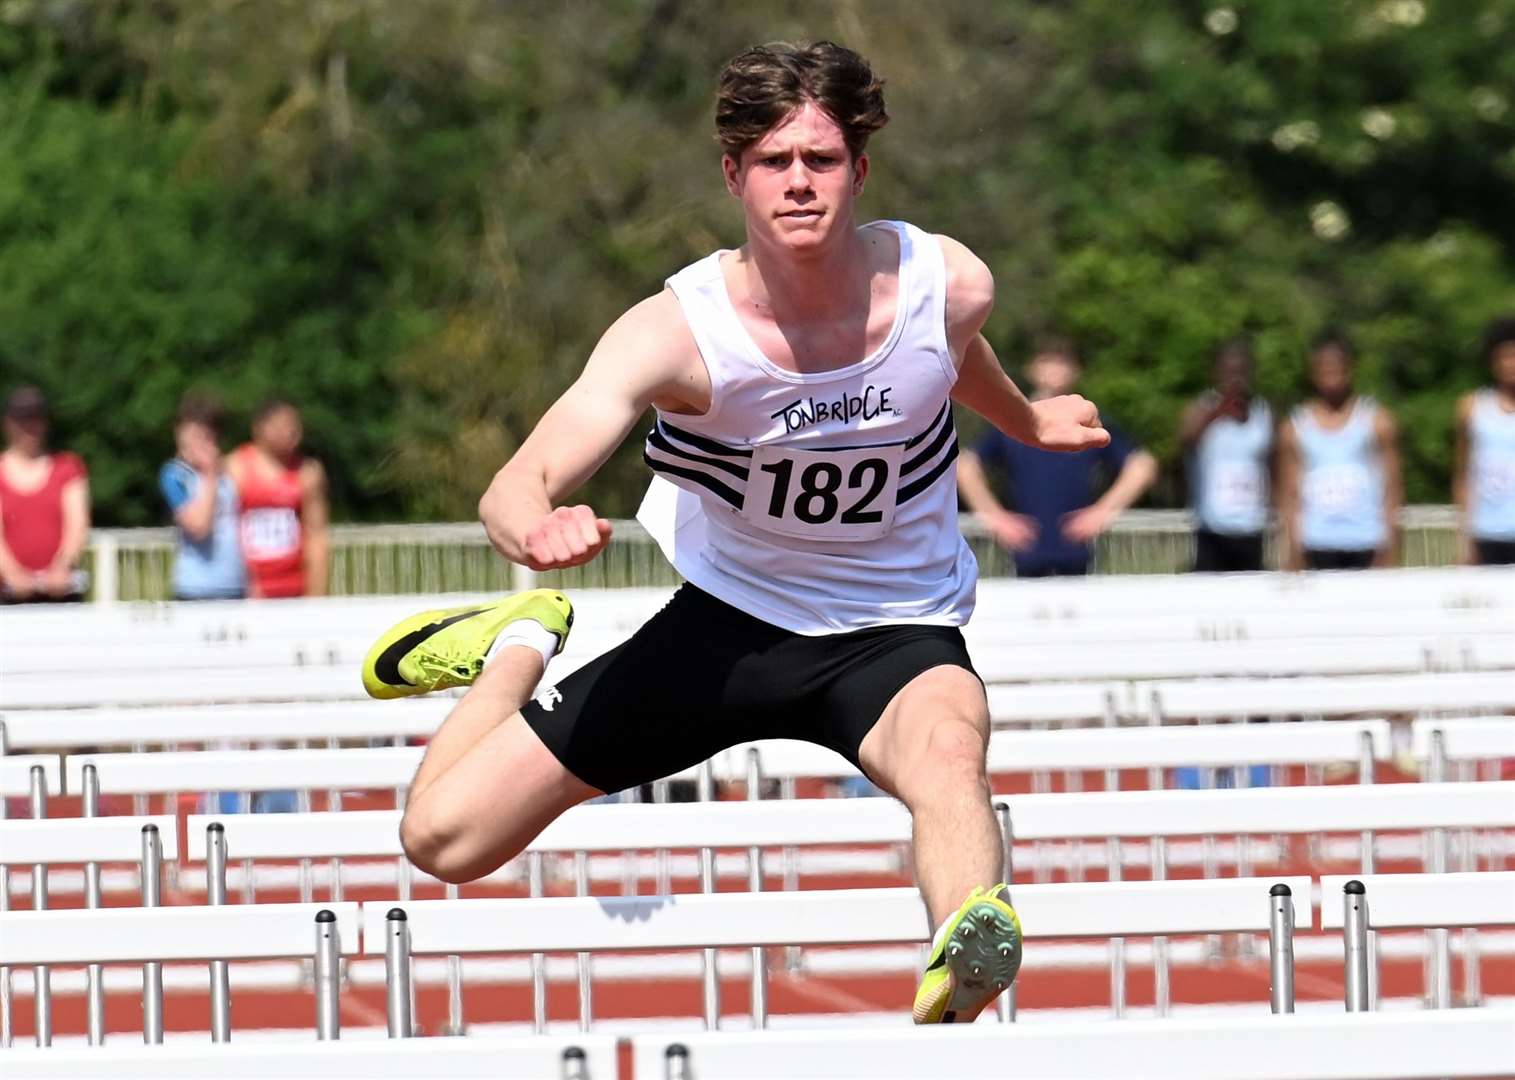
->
xmin=932 ymin=233 xmax=994 ymax=337
xmin=597 ymin=290 xmax=697 ymax=361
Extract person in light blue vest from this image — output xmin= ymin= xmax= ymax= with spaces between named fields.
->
xmin=1456 ymin=317 xmax=1515 ymax=566
xmin=158 ymin=395 xmax=245 ymax=601
xmin=1183 ymin=339 xmax=1274 ymax=572
xmin=1278 ymin=331 xmax=1402 ymax=571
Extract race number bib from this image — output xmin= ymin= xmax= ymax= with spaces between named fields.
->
xmin=1210 ymin=461 xmax=1264 ymax=519
xmin=241 ymin=507 xmax=301 ymax=559
xmin=1305 ymin=463 xmax=1371 ymax=515
xmin=740 ymin=443 xmax=903 ymax=542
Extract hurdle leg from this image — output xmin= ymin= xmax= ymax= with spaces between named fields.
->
xmin=141 ymin=825 xmax=164 ymax=1043
xmin=1268 ymin=883 xmax=1295 ymax=1014
xmin=529 ymin=850 xmax=547 ymax=1034
xmin=206 ymin=823 xmax=233 ymax=1041
xmin=1343 ymin=880 xmax=1370 ymax=1012
xmin=445 ymin=880 xmax=466 ymax=1035
xmin=779 ymin=775 xmax=801 ymax=973
xmin=746 ymin=748 xmax=768 ymax=1030
xmin=384 ymin=908 xmax=413 ymax=1037
xmin=575 ymin=849 xmax=593 ymax=1032
xmin=698 ymin=758 xmax=721 ymax=1030
xmin=652 ymin=779 xmax=672 ymax=896
xmin=82 ymin=765 xmax=106 ymax=1044
xmin=28 ymin=765 xmax=50 ymax=1047
xmin=994 ymin=802 xmax=1016 ymax=1023
xmin=1357 ymin=729 xmax=1380 ymax=1009
xmin=314 ymin=910 xmax=340 ymax=1040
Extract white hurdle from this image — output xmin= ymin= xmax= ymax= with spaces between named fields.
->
xmin=635 ymin=1009 xmax=1515 ymax=1080
xmin=0 ymin=1034 xmax=617 ymax=1079
xmin=1322 ymin=871 xmax=1515 ymax=1012
xmin=0 ymin=903 xmax=360 ymax=1046
xmin=369 ymin=876 xmax=1309 ymax=1036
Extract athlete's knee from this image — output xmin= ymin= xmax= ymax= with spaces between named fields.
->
xmin=400 ymin=799 xmax=500 ymax=885
xmin=893 ymin=716 xmax=989 ymax=803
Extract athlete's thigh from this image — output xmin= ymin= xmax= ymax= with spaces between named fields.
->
xmin=800 ymin=625 xmax=983 ymax=790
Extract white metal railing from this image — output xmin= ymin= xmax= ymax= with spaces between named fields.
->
xmin=83 ymin=507 xmax=1461 ymax=603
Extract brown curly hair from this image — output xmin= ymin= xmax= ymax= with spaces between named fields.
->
xmin=715 ymin=41 xmax=888 ymax=163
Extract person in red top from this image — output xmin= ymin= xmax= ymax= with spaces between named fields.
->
xmin=226 ymin=398 xmax=330 ymax=598
xmin=0 ymin=386 xmax=91 ymax=603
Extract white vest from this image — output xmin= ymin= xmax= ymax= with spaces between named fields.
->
xmin=636 ymin=220 xmax=977 ymax=635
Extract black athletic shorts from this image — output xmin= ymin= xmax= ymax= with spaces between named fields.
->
xmin=1193 ymin=529 xmax=1265 ymax=573
xmin=1475 ymin=538 xmax=1515 ymax=566
xmin=1304 ymin=548 xmax=1376 ymax=571
xmin=520 ymin=583 xmax=980 ymax=795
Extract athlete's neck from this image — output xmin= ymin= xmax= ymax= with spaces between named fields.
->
xmin=736 ymin=220 xmax=873 ymax=325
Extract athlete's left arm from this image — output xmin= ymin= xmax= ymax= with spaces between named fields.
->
xmin=1374 ymin=407 xmax=1403 ymax=568
xmin=937 ymin=235 xmax=1108 ymax=453
xmin=301 ymin=459 xmax=331 ymax=596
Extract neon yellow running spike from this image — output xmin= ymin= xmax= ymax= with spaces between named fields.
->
xmin=361 ymin=589 xmax=574 ymax=700
xmin=912 ymin=883 xmax=1023 ymax=1024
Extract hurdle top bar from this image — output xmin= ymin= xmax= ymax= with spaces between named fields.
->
xmin=1410 ymin=715 xmax=1515 ymax=761
xmin=1319 ymin=872 xmax=1515 ymax=930
xmin=0 ymin=1034 xmax=620 ymax=1078
xmin=631 ymin=1008 xmax=1515 ymax=1080
xmin=0 ymin=815 xmax=180 ymax=863
xmin=187 ymin=781 xmax=1515 ymax=862
xmin=0 ymin=903 xmax=362 ymax=966
xmin=363 ymin=878 xmax=1311 ymax=956
xmin=0 ymin=754 xmax=63 ymax=797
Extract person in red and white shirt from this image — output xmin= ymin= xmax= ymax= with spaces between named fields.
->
xmin=227 ymin=398 xmax=330 ymax=598
xmin=0 ymin=386 xmax=90 ymax=603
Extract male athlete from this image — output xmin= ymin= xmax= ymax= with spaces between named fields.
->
xmin=362 ymin=41 xmax=1108 ymax=1024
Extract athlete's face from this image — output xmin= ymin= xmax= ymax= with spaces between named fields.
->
xmin=1309 ymin=347 xmax=1353 ymax=406
xmin=254 ymin=406 xmax=303 ymax=460
xmin=723 ymin=101 xmax=867 ymax=254
xmin=1026 ymin=353 xmax=1080 ymax=397
xmin=1492 ymin=343 xmax=1515 ymax=391
xmin=1214 ymin=355 xmax=1252 ymax=398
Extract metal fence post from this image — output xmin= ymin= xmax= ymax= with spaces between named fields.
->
xmin=28 ymin=765 xmax=50 ymax=1047
xmin=140 ymin=825 xmax=164 ymax=1044
xmin=746 ymin=747 xmax=768 ymax=1030
xmin=1268 ymin=883 xmax=1295 ymax=1014
xmin=994 ymin=801 xmax=1016 ymax=1023
xmin=81 ymin=765 xmax=106 ymax=1045
xmin=1426 ymin=730 xmax=1451 ymax=1009
xmin=384 ymin=908 xmax=413 ymax=1038
xmin=93 ymin=533 xmax=120 ymax=605
xmin=1343 ymin=880 xmax=1370 ymax=1012
xmin=206 ymin=823 xmax=232 ymax=1041
xmin=314 ymin=910 xmax=340 ymax=1040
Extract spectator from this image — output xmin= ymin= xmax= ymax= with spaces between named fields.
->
xmin=160 ymin=394 xmax=246 ymax=600
xmin=1277 ymin=330 xmax=1402 ymax=571
xmin=1455 ymin=316 xmax=1515 ymax=566
xmin=957 ymin=337 xmax=1157 ymax=577
xmin=1182 ymin=339 xmax=1274 ymax=572
xmin=0 ymin=386 xmax=90 ymax=603
xmin=227 ymin=398 xmax=330 ymax=598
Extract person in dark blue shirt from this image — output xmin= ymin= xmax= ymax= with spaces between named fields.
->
xmin=957 ymin=338 xmax=1157 ymax=576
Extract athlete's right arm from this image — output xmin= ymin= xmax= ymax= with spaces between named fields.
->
xmin=1453 ymin=393 xmax=1475 ymax=564
xmin=480 ymin=292 xmax=704 ymax=571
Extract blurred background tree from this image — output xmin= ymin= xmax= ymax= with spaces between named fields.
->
xmin=0 ymin=0 xmax=1510 ymax=524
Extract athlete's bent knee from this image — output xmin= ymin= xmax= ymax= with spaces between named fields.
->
xmin=400 ymin=802 xmax=480 ymax=885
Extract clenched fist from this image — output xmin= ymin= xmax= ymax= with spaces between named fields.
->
xmin=520 ymin=505 xmax=613 ymax=572
xmin=1029 ymin=395 xmax=1111 ymax=453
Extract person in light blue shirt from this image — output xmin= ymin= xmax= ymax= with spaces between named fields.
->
xmin=1182 ymin=339 xmax=1274 ymax=572
xmin=1278 ymin=331 xmax=1402 ymax=571
xmin=159 ymin=395 xmax=245 ymax=600
xmin=1456 ymin=317 xmax=1515 ymax=566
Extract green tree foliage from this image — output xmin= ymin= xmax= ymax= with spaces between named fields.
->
xmin=0 ymin=0 xmax=1509 ymax=523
